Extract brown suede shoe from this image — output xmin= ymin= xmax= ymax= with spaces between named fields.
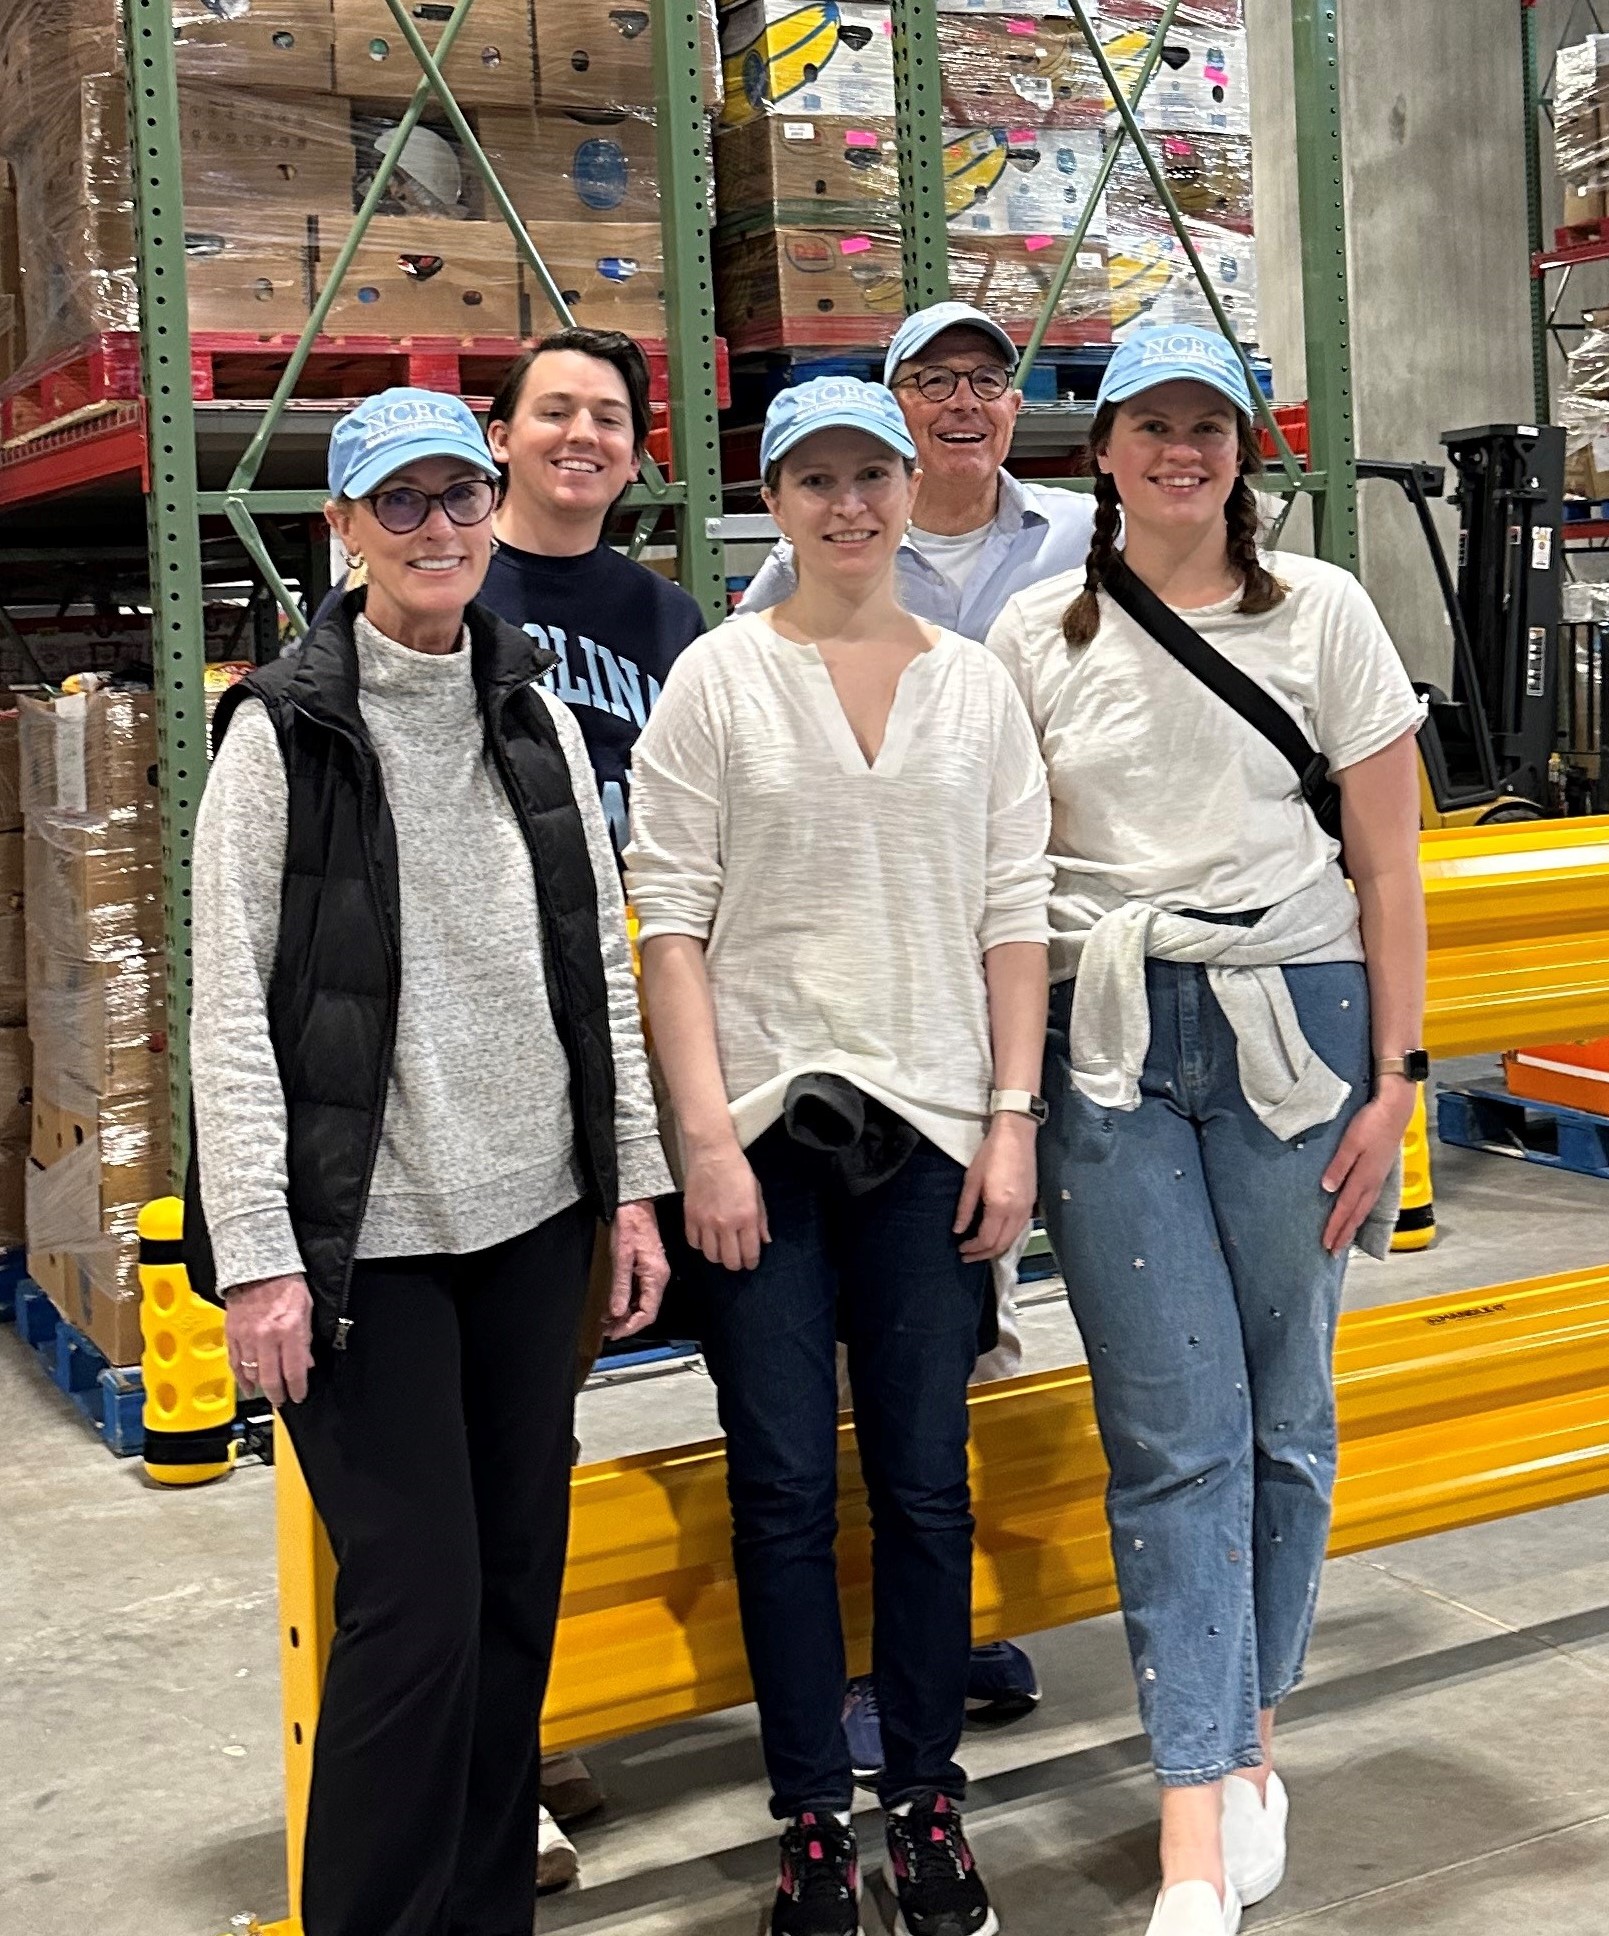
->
xmin=540 ymin=1751 xmax=606 ymax=1828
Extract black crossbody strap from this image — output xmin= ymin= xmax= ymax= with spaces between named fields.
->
xmin=1100 ymin=552 xmax=1328 ymax=798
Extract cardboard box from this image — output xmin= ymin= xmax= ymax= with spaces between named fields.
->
xmin=0 ymin=167 xmax=22 ymax=389
xmin=938 ymin=14 xmax=1104 ymax=129
xmin=28 ymin=1229 xmax=145 ymax=1365
xmin=334 ymin=0 xmax=534 ymax=107
xmin=949 ymin=232 xmax=1110 ymax=340
xmin=0 ymin=905 xmax=23 ymax=1030
xmin=26 ymin=938 xmax=167 ymax=1102
xmin=0 ymin=711 xmax=22 ymax=836
xmin=25 ymin=815 xmax=164 ymax=966
xmin=17 ymin=691 xmax=157 ymax=822
xmin=1101 ymin=21 xmax=1251 ymax=135
xmin=28 ymin=1077 xmax=171 ymax=1244
xmin=1557 ymin=39 xmax=1609 ymax=225
xmin=715 ymin=223 xmax=907 ymax=351
xmin=0 ymin=1146 xmax=25 ymax=1249
xmin=719 ymin=0 xmax=893 ymax=128
xmin=0 ymin=1025 xmax=32 ymax=1149
xmin=1108 ymin=216 xmax=1257 ymax=342
xmin=536 ymin=0 xmax=721 ymax=113
xmin=1506 ymin=1041 xmax=1609 ymax=1116
xmin=173 ymin=0 xmax=338 ymax=93
xmin=1111 ymin=130 xmax=1252 ymax=231
xmin=714 ymin=114 xmax=900 ymax=230
xmin=521 ymin=223 xmax=667 ymax=338
xmin=480 ymin=106 xmax=662 ymax=224
xmin=943 ymin=126 xmax=1107 ymax=238
xmin=314 ymin=215 xmax=521 ymax=333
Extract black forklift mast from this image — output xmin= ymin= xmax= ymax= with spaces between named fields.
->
xmin=1355 ymin=424 xmax=1563 ymax=818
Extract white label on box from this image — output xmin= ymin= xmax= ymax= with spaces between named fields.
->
xmin=1532 ymin=527 xmax=1555 ymax=572
xmin=1010 ymin=74 xmax=1055 ymax=109
xmin=1077 ymin=250 xmax=1103 ymax=268
xmin=782 ymin=121 xmax=816 ymax=141
xmin=55 ymin=694 xmax=88 ymax=817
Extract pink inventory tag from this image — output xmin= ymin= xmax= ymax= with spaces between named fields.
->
xmin=1163 ymin=136 xmax=1194 ymax=156
xmin=844 ymin=128 xmax=880 ymax=147
xmin=1006 ymin=17 xmax=1037 ymax=32
xmin=840 ymin=236 xmax=873 ymax=254
xmin=1006 ymin=127 xmax=1036 ymax=145
xmin=1024 ymin=234 xmax=1055 ymax=252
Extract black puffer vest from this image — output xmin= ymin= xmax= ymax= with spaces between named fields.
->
xmin=184 ymin=593 xmax=619 ymax=1343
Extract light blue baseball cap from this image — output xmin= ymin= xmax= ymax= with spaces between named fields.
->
xmin=760 ymin=376 xmax=919 ymax=474
xmin=882 ymin=299 xmax=1018 ymax=385
xmin=1096 ymin=324 xmax=1254 ymax=416
xmin=328 ymin=386 xmax=498 ymax=500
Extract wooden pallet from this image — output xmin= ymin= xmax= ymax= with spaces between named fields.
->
xmin=1437 ymin=1083 xmax=1609 ymax=1182
xmin=0 ymin=329 xmax=732 ymax=445
xmin=7 ymin=1278 xmax=146 ymax=1454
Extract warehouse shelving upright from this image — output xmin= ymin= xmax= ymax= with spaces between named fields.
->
xmin=0 ymin=0 xmax=1358 ymax=1183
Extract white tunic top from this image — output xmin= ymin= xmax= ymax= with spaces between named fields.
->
xmin=625 ymin=612 xmax=1052 ymax=1169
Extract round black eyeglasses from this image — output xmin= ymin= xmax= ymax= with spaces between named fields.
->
xmin=364 ymin=477 xmax=498 ymax=534
xmin=895 ymin=364 xmax=1013 ymax=403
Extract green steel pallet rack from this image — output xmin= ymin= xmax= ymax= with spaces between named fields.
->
xmin=24 ymin=0 xmax=1358 ymax=1170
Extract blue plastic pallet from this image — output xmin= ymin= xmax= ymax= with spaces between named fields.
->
xmin=0 ymin=1246 xmax=27 ymax=1321
xmin=1436 ymin=1083 xmax=1609 ymax=1182
xmin=9 ymin=1278 xmax=146 ymax=1455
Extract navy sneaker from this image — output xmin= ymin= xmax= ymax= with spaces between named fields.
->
xmin=842 ymin=1675 xmax=884 ymax=1782
xmin=885 ymin=1794 xmax=998 ymax=1936
xmin=773 ymin=1811 xmax=862 ymax=1936
xmin=965 ymin=1640 xmax=1041 ymax=1725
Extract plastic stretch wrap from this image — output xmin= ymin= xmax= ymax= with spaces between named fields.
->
xmin=0 ymin=0 xmax=718 ymax=374
xmin=25 ymin=937 xmax=167 ymax=1102
xmin=1558 ymin=37 xmax=1609 ymax=228
xmin=17 ymin=690 xmax=157 ymax=823
xmin=1098 ymin=0 xmax=1245 ymax=31
xmin=24 ymin=814 xmax=162 ymax=967
xmin=1107 ymin=211 xmax=1257 ymax=342
xmin=1110 ymin=130 xmax=1251 ymax=232
xmin=0 ymin=1023 xmax=28 ymax=1248
xmin=1560 ymin=319 xmax=1609 ymax=500
xmin=715 ymin=220 xmax=1108 ymax=352
xmin=938 ymin=14 xmax=1105 ymax=129
xmin=720 ymin=0 xmax=894 ymax=126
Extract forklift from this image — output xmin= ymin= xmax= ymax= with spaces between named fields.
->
xmin=1358 ymin=422 xmax=1565 ymax=827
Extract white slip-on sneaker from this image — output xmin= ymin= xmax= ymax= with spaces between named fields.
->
xmin=1221 ymin=1769 xmax=1288 ymax=1905
xmin=537 ymin=1804 xmax=580 ymax=1895
xmin=1144 ymin=1878 xmax=1242 ymax=1936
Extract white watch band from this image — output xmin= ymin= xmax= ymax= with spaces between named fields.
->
xmin=989 ymin=1088 xmax=1045 ymax=1120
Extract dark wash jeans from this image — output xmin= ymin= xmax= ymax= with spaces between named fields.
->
xmin=692 ymin=1123 xmax=990 ymax=1819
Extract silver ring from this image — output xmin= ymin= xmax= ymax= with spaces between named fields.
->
xmin=239 ymin=1360 xmax=259 ymax=1371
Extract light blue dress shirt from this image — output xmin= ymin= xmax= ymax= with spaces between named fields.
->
xmin=736 ymin=472 xmax=1096 ymax=644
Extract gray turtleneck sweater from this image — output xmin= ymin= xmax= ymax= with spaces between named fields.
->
xmin=191 ymin=613 xmax=671 ymax=1291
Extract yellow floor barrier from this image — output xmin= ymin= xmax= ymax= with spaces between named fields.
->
xmin=254 ymin=1266 xmax=1609 ymax=1936
xmin=1422 ymin=814 xmax=1609 ymax=1056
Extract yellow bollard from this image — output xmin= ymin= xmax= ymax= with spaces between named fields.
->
xmin=139 ymin=1195 xmax=238 ymax=1485
xmin=1392 ymin=1087 xmax=1436 ymax=1253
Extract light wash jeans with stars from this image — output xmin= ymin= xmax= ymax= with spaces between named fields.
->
xmin=1039 ymin=951 xmax=1370 ymax=1785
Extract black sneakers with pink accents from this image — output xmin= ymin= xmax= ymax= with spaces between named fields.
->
xmin=772 ymin=1811 xmax=863 ymax=1936
xmin=884 ymin=1794 xmax=998 ymax=1936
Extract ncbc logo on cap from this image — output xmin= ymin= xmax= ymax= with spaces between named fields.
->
xmin=759 ymin=374 xmax=918 ymax=474
xmin=1096 ymin=323 xmax=1254 ymax=417
xmin=328 ymin=385 xmax=498 ymax=501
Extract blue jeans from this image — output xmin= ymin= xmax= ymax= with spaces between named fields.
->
xmin=1039 ymin=959 xmax=1370 ymax=1785
xmin=694 ymin=1123 xmax=989 ymax=1818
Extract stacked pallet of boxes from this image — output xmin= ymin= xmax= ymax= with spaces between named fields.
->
xmin=20 ymin=687 xmax=168 ymax=1367
xmin=0 ymin=709 xmax=29 ymax=1258
xmin=1557 ymin=36 xmax=1609 ymax=237
xmin=711 ymin=0 xmax=1256 ymax=356
xmin=0 ymin=0 xmax=722 ymax=378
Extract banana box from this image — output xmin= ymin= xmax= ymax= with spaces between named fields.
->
xmin=520 ymin=222 xmax=667 ymax=339
xmin=714 ymin=114 xmax=900 ymax=230
xmin=481 ymin=107 xmax=663 ymax=225
xmin=533 ymin=0 xmax=722 ymax=113
xmin=938 ymin=15 xmax=1105 ymax=129
xmin=943 ymin=126 xmax=1107 ymax=237
xmin=1100 ymin=0 xmax=1244 ymax=28
xmin=948 ymin=232 xmax=1110 ymax=343
xmin=1107 ymin=215 xmax=1257 ymax=342
xmin=719 ymin=0 xmax=896 ymax=129
xmin=1099 ymin=22 xmax=1251 ymax=135
xmin=1110 ymin=131 xmax=1252 ymax=232
xmin=714 ymin=222 xmax=906 ymax=350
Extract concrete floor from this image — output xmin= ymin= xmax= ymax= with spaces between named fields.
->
xmin=3 ymin=1054 xmax=1608 ymax=1936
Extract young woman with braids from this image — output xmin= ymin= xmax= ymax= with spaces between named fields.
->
xmin=985 ymin=326 xmax=1427 ymax=1936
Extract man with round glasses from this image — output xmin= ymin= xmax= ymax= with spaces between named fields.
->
xmin=739 ymin=299 xmax=1096 ymax=641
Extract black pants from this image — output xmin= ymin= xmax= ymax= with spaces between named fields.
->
xmin=279 ymin=1202 xmax=594 ymax=1936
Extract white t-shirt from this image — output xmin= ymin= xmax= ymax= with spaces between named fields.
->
xmin=985 ymin=551 xmax=1425 ymax=981
xmin=906 ymin=520 xmax=996 ymax=596
xmin=625 ymin=612 xmax=1052 ymax=1167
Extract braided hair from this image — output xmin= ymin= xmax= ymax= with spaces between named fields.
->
xmin=1061 ymin=403 xmax=1286 ymax=650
